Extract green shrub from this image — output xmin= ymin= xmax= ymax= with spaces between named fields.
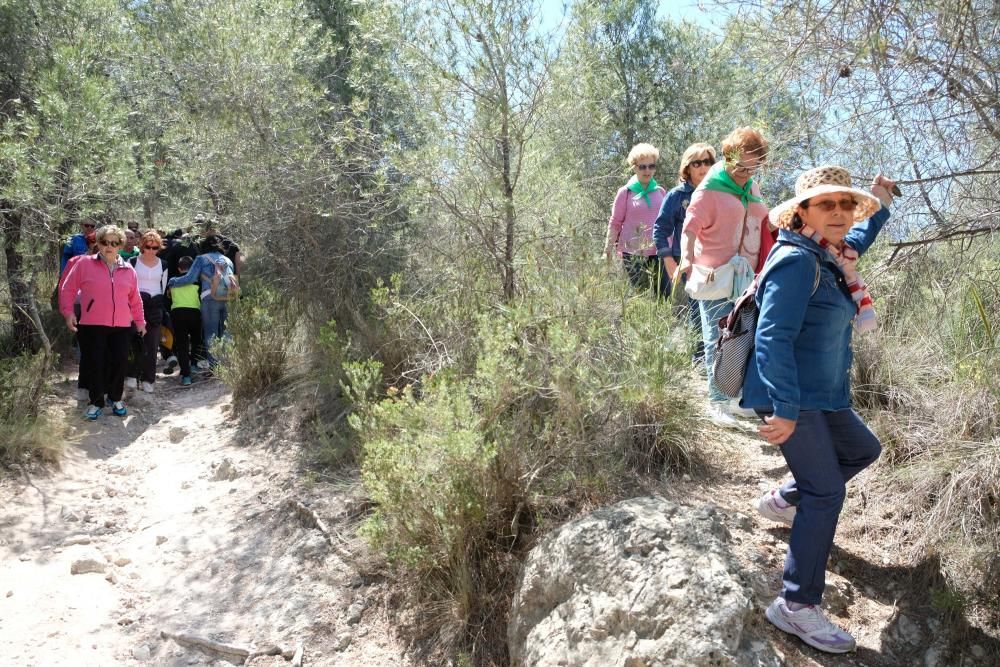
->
xmin=214 ymin=282 xmax=298 ymax=411
xmin=0 ymin=350 xmax=63 ymax=466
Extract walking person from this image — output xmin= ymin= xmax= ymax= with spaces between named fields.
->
xmin=653 ymin=142 xmax=717 ymax=363
xmin=59 ymin=224 xmax=145 ymax=419
xmin=58 ymin=229 xmax=98 ymax=400
xmin=603 ymin=143 xmax=669 ymax=296
xmin=678 ymin=127 xmax=770 ymax=426
xmin=742 ymin=166 xmax=897 ymax=653
xmin=126 ymin=230 xmax=168 ymax=394
xmin=168 ymin=255 xmax=205 ymax=386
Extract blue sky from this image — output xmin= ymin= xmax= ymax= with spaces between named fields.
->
xmin=537 ymin=0 xmax=729 ymax=36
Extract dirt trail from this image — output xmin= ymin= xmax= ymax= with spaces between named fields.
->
xmin=0 ymin=375 xmax=408 ymax=666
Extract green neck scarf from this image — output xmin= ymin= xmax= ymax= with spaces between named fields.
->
xmin=701 ymin=162 xmax=763 ymax=208
xmin=626 ymin=175 xmax=658 ymax=207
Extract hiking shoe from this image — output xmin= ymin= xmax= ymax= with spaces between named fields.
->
xmin=196 ymin=359 xmax=210 ymax=370
xmin=125 ymin=376 xmax=138 ymax=390
xmin=111 ymin=400 xmax=127 ymax=417
xmin=85 ymin=405 xmax=102 ymax=420
xmin=163 ymin=356 xmax=178 ymax=375
xmin=141 ymin=381 xmax=154 ymax=394
xmin=181 ymin=375 xmax=192 ymax=386
xmin=765 ymin=597 xmax=856 ymax=654
xmin=756 ymin=489 xmax=796 ymax=525
xmin=707 ymin=401 xmax=740 ymax=428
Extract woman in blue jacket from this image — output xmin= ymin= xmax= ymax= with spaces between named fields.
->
xmin=741 ymin=166 xmax=897 ymax=654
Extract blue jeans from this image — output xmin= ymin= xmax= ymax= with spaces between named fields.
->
xmin=200 ymin=298 xmax=228 ymax=362
xmin=698 ymin=297 xmax=734 ymax=401
xmin=773 ymin=409 xmax=881 ymax=604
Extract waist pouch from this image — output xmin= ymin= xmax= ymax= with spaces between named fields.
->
xmin=140 ymin=292 xmax=165 ymax=327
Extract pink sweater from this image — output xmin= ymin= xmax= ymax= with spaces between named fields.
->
xmin=59 ymin=254 xmax=145 ymax=329
xmin=607 ymin=184 xmax=667 ymax=257
xmin=682 ymin=182 xmax=769 ymax=269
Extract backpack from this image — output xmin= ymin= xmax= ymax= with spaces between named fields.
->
xmin=208 ymin=257 xmax=240 ymax=301
xmin=712 ymin=252 xmax=820 ymax=399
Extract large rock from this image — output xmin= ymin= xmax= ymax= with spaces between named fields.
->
xmin=509 ymin=496 xmax=770 ymax=667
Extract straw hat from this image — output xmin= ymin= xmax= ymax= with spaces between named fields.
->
xmin=770 ymin=165 xmax=881 ymax=229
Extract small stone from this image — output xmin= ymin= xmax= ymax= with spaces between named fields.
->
xmin=105 ymin=572 xmax=118 ymax=585
xmin=156 ymin=535 xmax=168 ymax=546
xmin=71 ymin=551 xmax=107 ymax=575
xmin=193 ymin=506 xmax=207 ymax=514
xmin=63 ymin=535 xmax=92 ymax=546
xmin=169 ymin=427 xmax=188 ymax=443
xmin=61 ymin=507 xmax=81 ymax=522
xmin=345 ymin=601 xmax=364 ymax=625
xmin=132 ymin=645 xmax=151 ymax=661
xmin=117 ymin=614 xmax=136 ymax=626
xmin=181 ymin=481 xmax=193 ymax=490
xmin=5 ymin=590 xmax=12 ymax=598
xmin=211 ymin=458 xmax=241 ymax=482
xmin=105 ymin=486 xmax=117 ymax=497
xmin=18 ymin=554 xmax=31 ymax=562
xmin=335 ymin=633 xmax=352 ymax=651
xmin=108 ymin=463 xmax=135 ymax=476
xmin=83 ymin=514 xmax=96 ymax=523
xmin=91 ymin=490 xmax=103 ymax=499
xmin=114 ymin=557 xmax=132 ymax=567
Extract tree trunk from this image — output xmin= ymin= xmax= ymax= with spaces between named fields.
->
xmin=500 ymin=110 xmax=516 ymax=302
xmin=1 ymin=205 xmax=36 ymax=354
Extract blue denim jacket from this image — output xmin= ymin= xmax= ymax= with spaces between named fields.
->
xmin=166 ymin=252 xmax=233 ymax=300
xmin=741 ymin=206 xmax=890 ymax=420
xmin=652 ymin=181 xmax=694 ymax=260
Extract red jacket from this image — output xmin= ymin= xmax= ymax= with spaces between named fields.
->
xmin=59 ymin=254 xmax=145 ymax=329
xmin=755 ymin=215 xmax=777 ymax=274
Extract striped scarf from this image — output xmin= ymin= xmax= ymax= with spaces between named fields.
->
xmin=798 ymin=224 xmax=877 ymax=333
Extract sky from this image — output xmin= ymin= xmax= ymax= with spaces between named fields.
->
xmin=537 ymin=0 xmax=730 ymax=37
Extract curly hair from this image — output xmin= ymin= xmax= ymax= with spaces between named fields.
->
xmin=626 ymin=143 xmax=659 ymax=167
xmin=720 ymin=127 xmax=768 ymax=164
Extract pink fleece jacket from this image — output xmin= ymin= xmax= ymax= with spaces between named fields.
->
xmin=682 ymin=182 xmax=769 ymax=269
xmin=607 ymin=184 xmax=667 ymax=257
xmin=59 ymin=254 xmax=145 ymax=329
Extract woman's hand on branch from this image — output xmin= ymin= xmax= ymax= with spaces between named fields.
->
xmin=871 ymin=173 xmax=898 ymax=207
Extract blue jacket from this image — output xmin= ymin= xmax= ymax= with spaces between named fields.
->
xmin=652 ymin=181 xmax=694 ymax=260
xmin=60 ymin=234 xmax=90 ymax=273
xmin=740 ymin=206 xmax=890 ymax=420
xmin=166 ymin=252 xmax=234 ymax=301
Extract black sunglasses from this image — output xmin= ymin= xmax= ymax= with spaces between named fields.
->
xmin=636 ymin=163 xmax=656 ymax=171
xmin=689 ymin=158 xmax=715 ymax=168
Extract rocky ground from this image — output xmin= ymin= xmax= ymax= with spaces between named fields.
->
xmin=0 ymin=370 xmax=410 ymax=667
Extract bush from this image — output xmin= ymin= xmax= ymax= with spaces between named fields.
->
xmin=214 ymin=282 xmax=298 ymax=411
xmin=0 ymin=350 xmax=63 ymax=466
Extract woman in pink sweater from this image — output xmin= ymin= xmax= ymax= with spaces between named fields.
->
xmin=603 ymin=143 xmax=669 ymax=297
xmin=678 ymin=127 xmax=770 ymax=426
xmin=59 ymin=224 xmax=146 ymax=420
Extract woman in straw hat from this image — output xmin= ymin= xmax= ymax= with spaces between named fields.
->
xmin=741 ymin=165 xmax=897 ymax=653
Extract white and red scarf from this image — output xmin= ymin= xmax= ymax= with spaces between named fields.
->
xmin=798 ymin=224 xmax=877 ymax=333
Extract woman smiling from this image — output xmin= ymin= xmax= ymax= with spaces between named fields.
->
xmin=59 ymin=224 xmax=146 ymax=420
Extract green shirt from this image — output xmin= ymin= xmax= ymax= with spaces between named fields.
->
xmin=170 ymin=283 xmax=200 ymax=310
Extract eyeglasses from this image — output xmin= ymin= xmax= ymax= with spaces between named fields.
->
xmin=142 ymin=245 xmax=159 ymax=251
xmin=636 ymin=163 xmax=656 ymax=171
xmin=99 ymin=239 xmax=123 ymax=247
xmin=82 ymin=223 xmax=96 ymax=229
xmin=803 ymin=198 xmax=858 ymax=213
xmin=689 ymin=158 xmax=715 ymax=168
xmin=732 ymin=161 xmax=763 ymax=173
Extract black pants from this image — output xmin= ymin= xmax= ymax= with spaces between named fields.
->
xmin=622 ymin=253 xmax=671 ymax=298
xmin=171 ymin=307 xmax=204 ymax=378
xmin=77 ymin=325 xmax=131 ymax=407
xmin=128 ymin=324 xmax=161 ymax=384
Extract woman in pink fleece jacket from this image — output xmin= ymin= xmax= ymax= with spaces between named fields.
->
xmin=678 ymin=127 xmax=770 ymax=427
xmin=59 ymin=224 xmax=146 ymax=420
xmin=603 ymin=143 xmax=669 ymax=297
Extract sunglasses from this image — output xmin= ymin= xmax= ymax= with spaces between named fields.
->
xmin=99 ymin=239 xmax=123 ymax=247
xmin=636 ymin=163 xmax=656 ymax=171
xmin=82 ymin=223 xmax=96 ymax=229
xmin=142 ymin=245 xmax=160 ymax=250
xmin=803 ymin=198 xmax=858 ymax=213
xmin=689 ymin=158 xmax=715 ymax=168
xmin=732 ymin=161 xmax=763 ymax=173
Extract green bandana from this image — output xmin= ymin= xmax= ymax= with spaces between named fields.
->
xmin=626 ymin=175 xmax=659 ymax=207
xmin=701 ymin=162 xmax=763 ymax=208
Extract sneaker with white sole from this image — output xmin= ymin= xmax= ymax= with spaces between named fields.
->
xmin=728 ymin=402 xmax=759 ymax=419
xmin=163 ymin=356 xmax=178 ymax=375
xmin=756 ymin=488 xmax=796 ymax=525
xmin=765 ymin=597 xmax=856 ymax=654
xmin=111 ymin=400 xmax=127 ymax=417
xmin=85 ymin=405 xmax=102 ymax=420
xmin=707 ymin=401 xmax=740 ymax=428
xmin=141 ymin=381 xmax=154 ymax=394
xmin=125 ymin=377 xmax=138 ymax=390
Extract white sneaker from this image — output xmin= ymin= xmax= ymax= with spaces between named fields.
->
xmin=755 ymin=488 xmax=796 ymax=525
xmin=765 ymin=597 xmax=856 ymax=653
xmin=125 ymin=377 xmax=138 ymax=390
xmin=707 ymin=401 xmax=740 ymax=428
xmin=728 ymin=402 xmax=759 ymax=419
xmin=141 ymin=381 xmax=154 ymax=394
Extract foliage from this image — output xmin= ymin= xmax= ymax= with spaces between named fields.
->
xmin=0 ymin=350 xmax=63 ymax=466
xmin=214 ymin=283 xmax=299 ymax=412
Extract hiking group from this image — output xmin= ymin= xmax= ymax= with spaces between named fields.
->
xmin=57 ymin=214 xmax=242 ymax=420
xmin=604 ymin=126 xmax=898 ymax=655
